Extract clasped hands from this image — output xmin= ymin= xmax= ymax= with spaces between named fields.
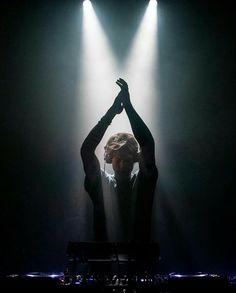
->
xmin=112 ymin=78 xmax=130 ymax=115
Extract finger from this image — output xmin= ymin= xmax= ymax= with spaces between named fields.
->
xmin=118 ymin=78 xmax=127 ymax=85
xmin=116 ymin=81 xmax=127 ymax=89
xmin=118 ymin=78 xmax=128 ymax=89
xmin=116 ymin=80 xmax=123 ymax=88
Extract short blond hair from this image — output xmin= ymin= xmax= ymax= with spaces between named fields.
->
xmin=104 ymin=132 xmax=140 ymax=163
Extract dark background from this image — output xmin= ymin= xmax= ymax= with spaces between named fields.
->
xmin=1 ymin=0 xmax=236 ymax=275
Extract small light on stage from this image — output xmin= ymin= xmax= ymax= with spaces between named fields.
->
xmin=149 ymin=0 xmax=158 ymax=7
xmin=83 ymin=0 xmax=91 ymax=9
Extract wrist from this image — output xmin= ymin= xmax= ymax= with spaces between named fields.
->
xmin=123 ymin=100 xmax=132 ymax=109
xmin=101 ymin=107 xmax=116 ymax=124
xmin=108 ymin=106 xmax=118 ymax=116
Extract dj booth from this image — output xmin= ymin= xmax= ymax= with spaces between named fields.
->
xmin=63 ymin=242 xmax=229 ymax=292
xmin=66 ymin=241 xmax=160 ymax=285
xmin=0 ymin=242 xmax=233 ymax=291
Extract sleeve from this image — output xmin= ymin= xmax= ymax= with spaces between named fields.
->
xmin=80 ymin=114 xmax=113 ymax=196
xmin=125 ymin=103 xmax=158 ymax=178
xmin=80 ymin=113 xmax=115 ymax=241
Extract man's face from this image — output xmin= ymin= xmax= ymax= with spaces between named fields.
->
xmin=111 ymin=150 xmax=134 ymax=177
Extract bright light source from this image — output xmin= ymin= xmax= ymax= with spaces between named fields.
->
xmin=83 ymin=0 xmax=91 ymax=10
xmin=150 ymin=0 xmax=158 ymax=8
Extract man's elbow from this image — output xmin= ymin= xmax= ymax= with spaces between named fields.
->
xmin=80 ymin=142 xmax=95 ymax=161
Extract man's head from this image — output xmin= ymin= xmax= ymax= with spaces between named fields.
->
xmin=104 ymin=133 xmax=140 ymax=177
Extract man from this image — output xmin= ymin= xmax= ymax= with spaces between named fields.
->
xmin=81 ymin=78 xmax=158 ymax=242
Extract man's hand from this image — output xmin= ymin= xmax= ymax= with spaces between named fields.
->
xmin=116 ymin=78 xmax=128 ymax=90
xmin=116 ymin=78 xmax=131 ymax=107
xmin=110 ymin=78 xmax=131 ymax=115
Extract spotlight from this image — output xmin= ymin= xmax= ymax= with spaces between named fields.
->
xmin=83 ymin=0 xmax=91 ymax=9
xmin=149 ymin=0 xmax=158 ymax=7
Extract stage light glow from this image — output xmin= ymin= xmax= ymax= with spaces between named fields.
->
xmin=122 ymin=0 xmax=158 ymax=132
xmin=78 ymin=0 xmax=158 ymax=168
xmin=79 ymin=1 xmax=124 ymax=162
xmin=83 ymin=0 xmax=91 ymax=10
xmin=72 ymin=0 xmax=160 ymax=238
xmin=150 ymin=0 xmax=158 ymax=8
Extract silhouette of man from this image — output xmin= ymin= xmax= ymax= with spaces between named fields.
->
xmin=81 ymin=78 xmax=158 ymax=242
